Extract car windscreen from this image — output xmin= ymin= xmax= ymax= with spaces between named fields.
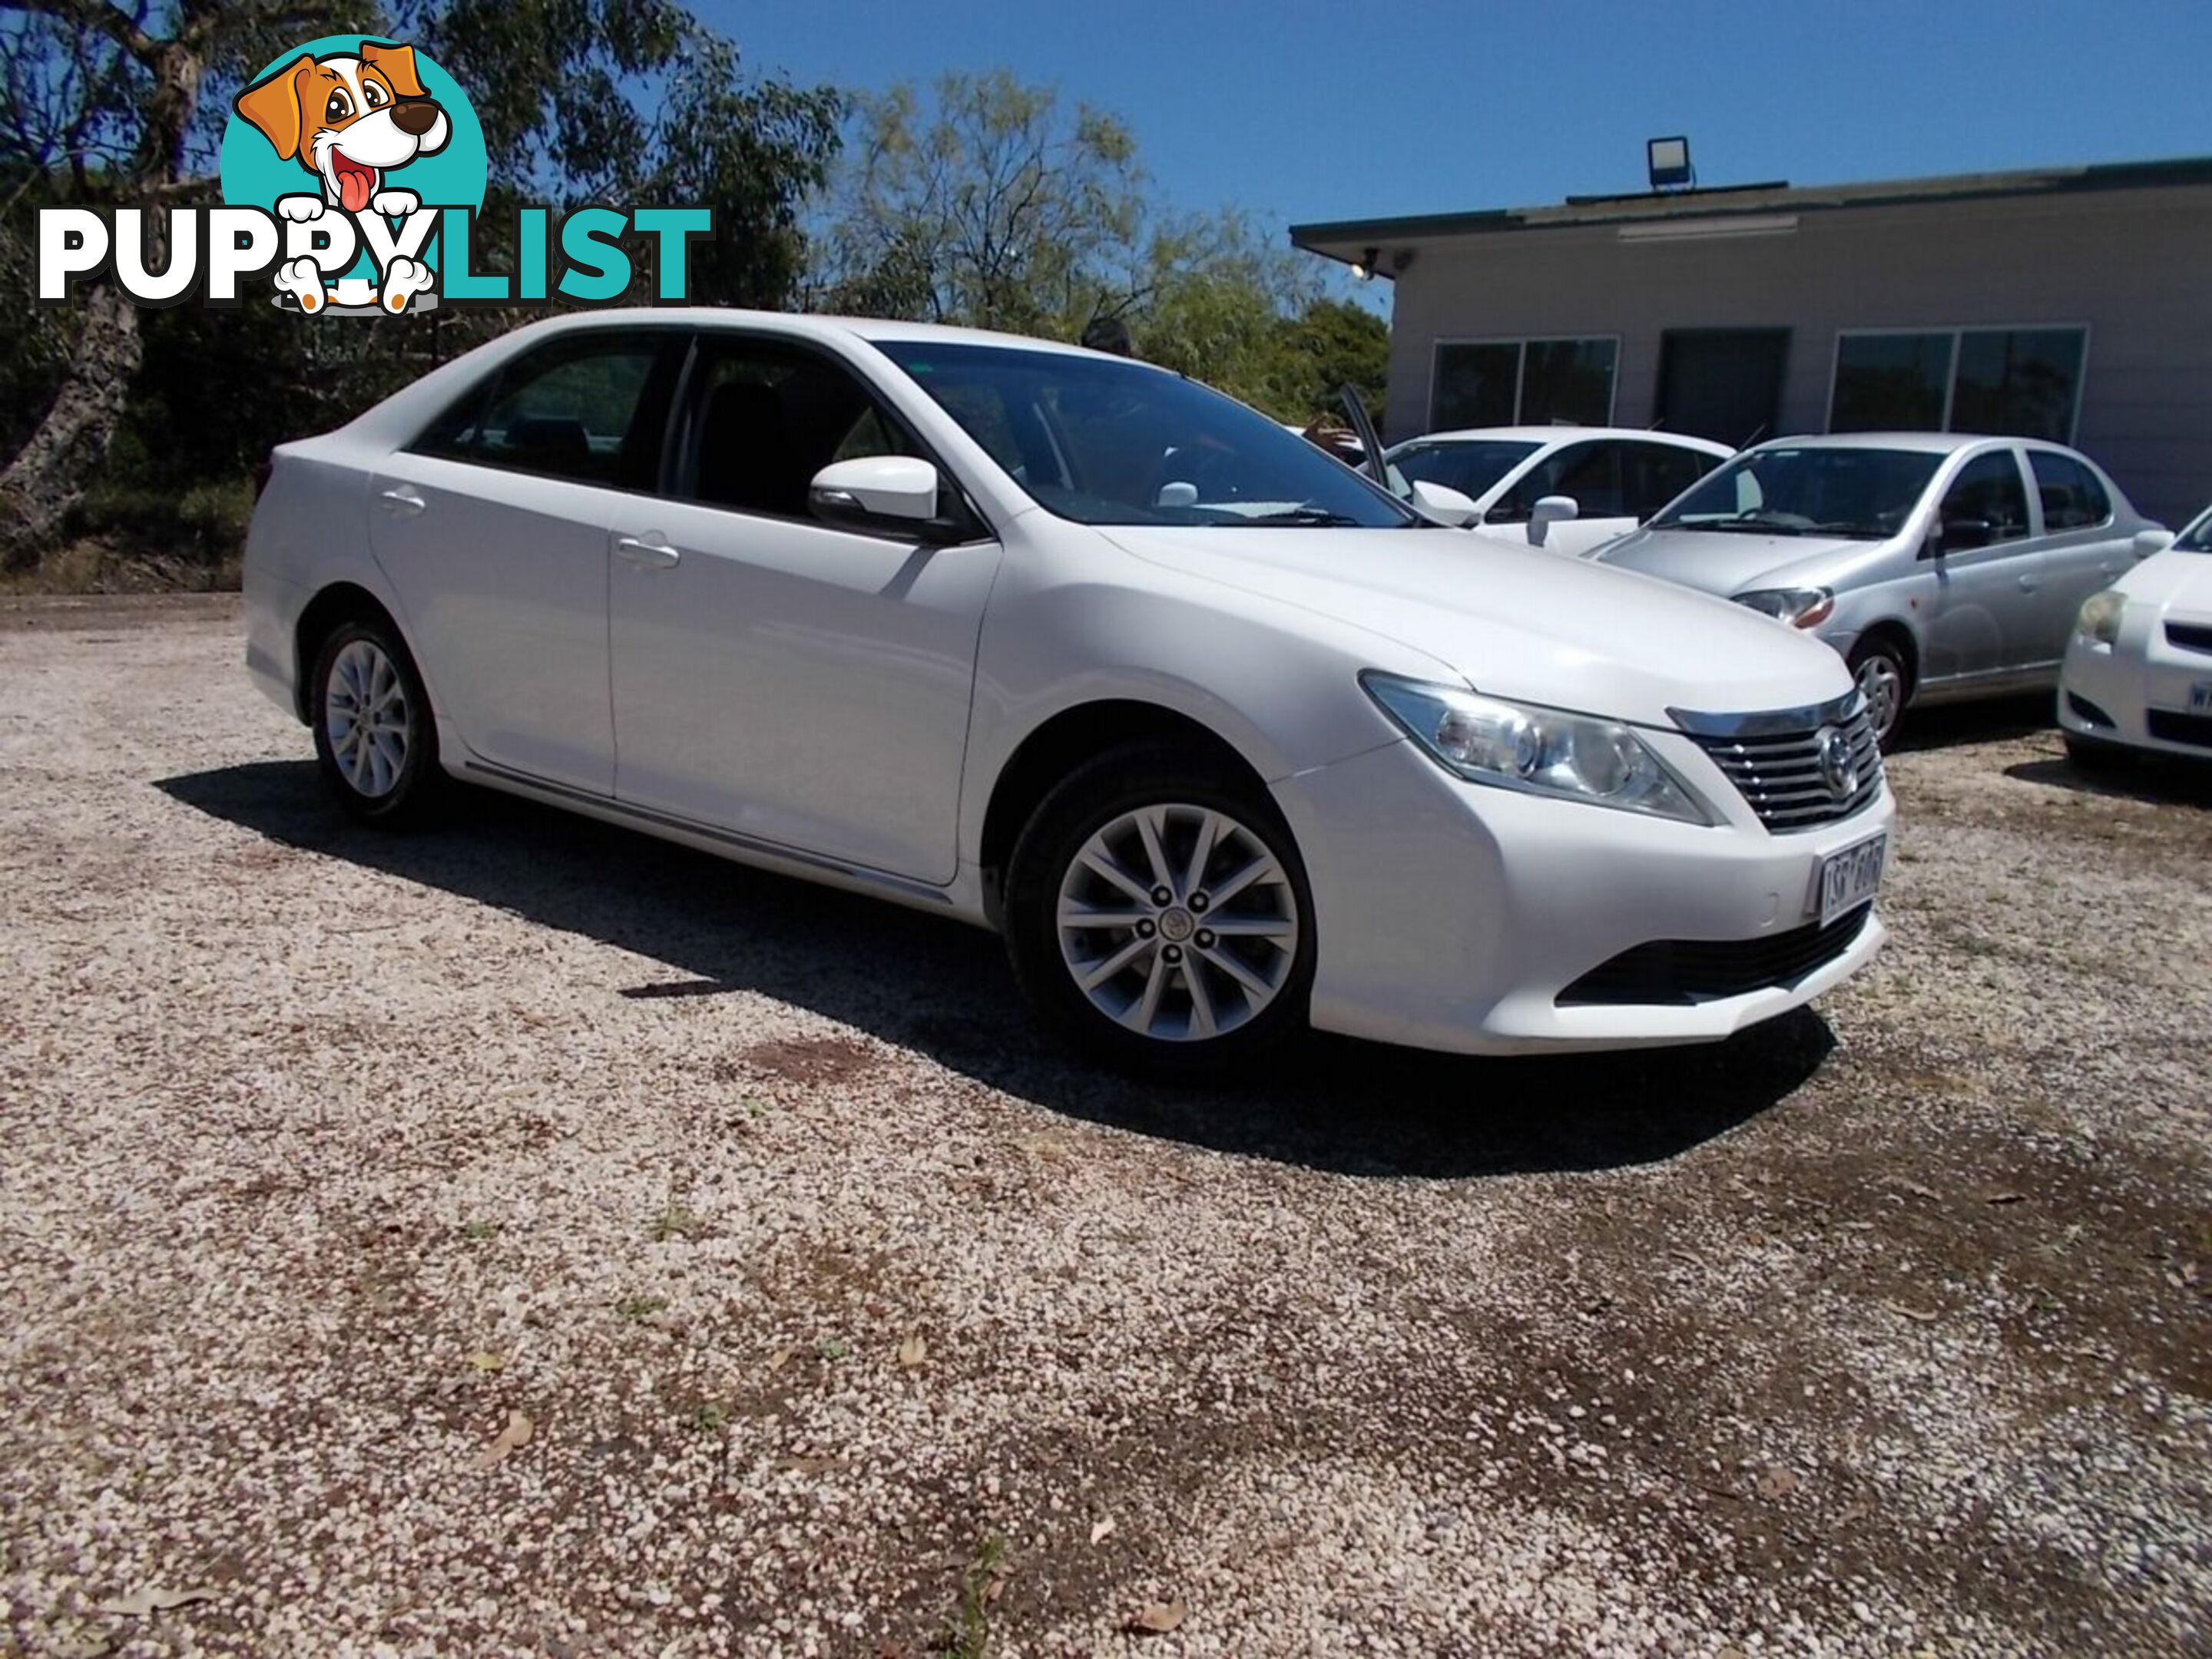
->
xmin=2174 ymin=509 xmax=2212 ymax=553
xmin=871 ymin=341 xmax=1419 ymax=529
xmin=1390 ymin=439 xmax=1541 ymax=502
xmin=1650 ymin=447 xmax=1944 ymax=540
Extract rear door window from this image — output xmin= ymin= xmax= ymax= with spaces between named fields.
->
xmin=1492 ymin=441 xmax=1625 ymax=522
xmin=2028 ymin=450 xmax=2112 ymax=531
xmin=409 ymin=332 xmax=680 ymax=491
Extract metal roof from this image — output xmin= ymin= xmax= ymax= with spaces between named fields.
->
xmin=1290 ymin=155 xmax=2212 ymax=269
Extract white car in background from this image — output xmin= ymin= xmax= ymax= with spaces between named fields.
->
xmin=1386 ymin=427 xmax=1734 ymax=556
xmin=2059 ymin=503 xmax=2212 ymax=767
xmin=244 ymin=310 xmax=1889 ymax=1072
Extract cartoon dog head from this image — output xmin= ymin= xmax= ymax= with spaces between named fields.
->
xmin=234 ymin=42 xmax=452 ymax=215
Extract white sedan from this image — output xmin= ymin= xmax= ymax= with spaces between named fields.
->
xmin=1386 ymin=426 xmax=1733 ymax=556
xmin=2058 ymin=504 xmax=2212 ymax=767
xmin=245 ymin=311 xmax=1889 ymax=1071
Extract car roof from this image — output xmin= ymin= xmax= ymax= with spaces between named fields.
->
xmin=1746 ymin=431 xmax=2035 ymax=455
xmin=1397 ymin=426 xmax=1733 ymax=455
xmin=494 ymin=305 xmax=1129 ymax=362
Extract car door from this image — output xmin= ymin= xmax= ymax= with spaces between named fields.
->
xmin=1485 ymin=440 xmax=1634 ymax=555
xmin=2023 ymin=448 xmax=2132 ymax=667
xmin=605 ymin=332 xmax=1002 ymax=885
xmin=1918 ymin=447 xmax=2040 ymax=681
xmin=368 ymin=329 xmax=682 ymax=794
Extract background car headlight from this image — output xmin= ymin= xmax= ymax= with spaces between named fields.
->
xmin=1361 ymin=673 xmax=1713 ymax=824
xmin=1731 ymin=587 xmax=1835 ymax=628
xmin=2075 ymin=590 xmax=2125 ymax=647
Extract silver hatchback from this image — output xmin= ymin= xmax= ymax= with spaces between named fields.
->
xmin=1592 ymin=432 xmax=2168 ymax=746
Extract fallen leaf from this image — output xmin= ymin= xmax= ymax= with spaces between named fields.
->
xmin=1090 ymin=1516 xmax=1116 ymax=1545
xmin=98 ymin=1586 xmax=219 ymax=1617
xmin=1894 ymin=1303 xmax=1942 ymax=1324
xmin=1883 ymin=1176 xmax=1941 ymax=1200
xmin=473 ymin=1408 xmax=533 ymax=1470
xmin=767 ymin=1346 xmax=796 ymax=1372
xmin=1755 ymin=1466 xmax=1801 ymax=1501
xmin=465 ymin=1351 xmax=505 ymax=1373
xmin=1129 ymin=1599 xmax=1187 ymax=1634
xmin=898 ymin=1333 xmax=928 ymax=1369
xmin=1984 ymin=1190 xmax=2026 ymax=1206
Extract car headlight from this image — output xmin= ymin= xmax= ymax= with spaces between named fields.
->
xmin=1361 ymin=672 xmax=1714 ymax=824
xmin=2075 ymin=590 xmax=2125 ymax=647
xmin=1732 ymin=587 xmax=1835 ymax=628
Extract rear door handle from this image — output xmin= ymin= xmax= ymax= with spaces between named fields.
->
xmin=378 ymin=485 xmax=426 ymax=517
xmin=614 ymin=533 xmax=680 ymax=571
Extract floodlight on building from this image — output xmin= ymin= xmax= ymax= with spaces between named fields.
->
xmin=1647 ymin=136 xmax=1693 ymax=191
xmin=1350 ymin=245 xmax=1380 ymax=281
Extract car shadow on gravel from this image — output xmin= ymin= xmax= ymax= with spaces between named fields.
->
xmin=158 ymin=760 xmax=1834 ymax=1180
xmin=2003 ymin=754 xmax=2212 ymax=808
xmin=1889 ymin=690 xmax=2052 ymax=753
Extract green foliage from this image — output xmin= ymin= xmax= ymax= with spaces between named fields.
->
xmin=810 ymin=75 xmax=1385 ymax=422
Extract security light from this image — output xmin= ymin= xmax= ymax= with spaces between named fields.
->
xmin=1351 ymin=245 xmax=1380 ymax=282
xmin=1647 ymin=136 xmax=1692 ymax=191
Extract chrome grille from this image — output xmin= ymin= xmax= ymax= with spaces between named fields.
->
xmin=1671 ymin=694 xmax=1884 ymax=833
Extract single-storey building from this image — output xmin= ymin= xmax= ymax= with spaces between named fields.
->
xmin=1290 ymin=157 xmax=2212 ymax=531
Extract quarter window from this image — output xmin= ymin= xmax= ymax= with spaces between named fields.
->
xmin=2027 ymin=450 xmax=2111 ymax=531
xmin=1939 ymin=452 xmax=2032 ymax=545
xmin=1432 ymin=337 xmax=1618 ymax=430
xmin=1830 ymin=326 xmax=2088 ymax=443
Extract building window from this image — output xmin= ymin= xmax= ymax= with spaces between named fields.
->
xmin=1830 ymin=326 xmax=2087 ymax=442
xmin=1432 ymin=337 xmax=1617 ymax=430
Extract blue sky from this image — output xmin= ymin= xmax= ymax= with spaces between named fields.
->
xmin=704 ymin=0 xmax=2210 ymax=232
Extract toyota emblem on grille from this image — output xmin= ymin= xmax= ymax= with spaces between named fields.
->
xmin=1816 ymin=726 xmax=1856 ymax=800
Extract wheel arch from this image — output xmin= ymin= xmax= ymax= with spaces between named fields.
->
xmin=1849 ymin=618 xmax=1919 ymax=698
xmin=292 ymin=582 xmax=409 ymax=724
xmin=977 ymin=700 xmax=1273 ymax=923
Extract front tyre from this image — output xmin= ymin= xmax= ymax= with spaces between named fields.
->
xmin=1005 ymin=744 xmax=1315 ymax=1075
xmin=310 ymin=618 xmax=441 ymax=826
xmin=1848 ymin=634 xmax=1912 ymax=752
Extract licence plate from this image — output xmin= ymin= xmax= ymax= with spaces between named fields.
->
xmin=2191 ymin=682 xmax=2212 ymax=714
xmin=1813 ymin=833 xmax=1886 ymax=926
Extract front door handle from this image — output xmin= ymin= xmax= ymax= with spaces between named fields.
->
xmin=614 ymin=534 xmax=680 ymax=571
xmin=2017 ymin=573 xmax=2039 ymax=591
xmin=378 ymin=485 xmax=426 ymax=517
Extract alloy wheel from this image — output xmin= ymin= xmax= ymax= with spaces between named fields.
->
xmin=1054 ymin=803 xmax=1300 ymax=1042
xmin=1855 ymin=651 xmax=1906 ymax=744
xmin=324 ymin=637 xmax=412 ymax=799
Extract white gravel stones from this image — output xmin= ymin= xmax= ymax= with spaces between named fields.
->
xmin=1 ymin=601 xmax=2206 ymax=1655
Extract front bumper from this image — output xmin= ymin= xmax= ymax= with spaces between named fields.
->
xmin=1273 ymin=737 xmax=1892 ymax=1055
xmin=2058 ymin=621 xmax=2212 ymax=761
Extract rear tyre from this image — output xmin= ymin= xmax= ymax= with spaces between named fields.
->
xmin=2063 ymin=731 xmax=2134 ymax=773
xmin=1848 ymin=634 xmax=1912 ymax=752
xmin=310 ymin=618 xmax=442 ymax=826
xmin=1004 ymin=743 xmax=1315 ymax=1075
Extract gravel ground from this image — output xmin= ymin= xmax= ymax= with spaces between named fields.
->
xmin=2 ymin=595 xmax=2207 ymax=1658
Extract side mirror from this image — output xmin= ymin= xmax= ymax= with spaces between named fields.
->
xmin=2134 ymin=528 xmax=2175 ymax=559
xmin=1527 ymin=494 xmax=1579 ymax=548
xmin=1406 ymin=478 xmax=1481 ymax=528
xmin=1938 ymin=517 xmax=1994 ymax=553
xmin=808 ymin=455 xmax=940 ymax=535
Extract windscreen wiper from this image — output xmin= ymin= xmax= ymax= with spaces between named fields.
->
xmin=1245 ymin=505 xmax=1369 ymax=527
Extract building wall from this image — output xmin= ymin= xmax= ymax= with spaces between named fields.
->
xmin=1381 ymin=184 xmax=2212 ymax=528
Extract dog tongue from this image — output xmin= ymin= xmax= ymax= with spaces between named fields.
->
xmin=337 ymin=164 xmax=373 ymax=214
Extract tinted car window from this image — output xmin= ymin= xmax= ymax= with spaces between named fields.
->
xmin=1654 ymin=446 xmax=1944 ymax=539
xmin=675 ymin=339 xmax=921 ymax=518
xmin=1940 ymin=452 xmax=2032 ymax=545
xmin=2028 ymin=450 xmax=2111 ymax=531
xmin=1391 ymin=439 xmax=1540 ymax=502
xmin=1492 ymin=442 xmax=1624 ymax=523
xmin=1624 ymin=443 xmax=1718 ymax=521
xmin=876 ymin=341 xmax=1416 ymax=529
xmin=411 ymin=333 xmax=676 ymax=490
